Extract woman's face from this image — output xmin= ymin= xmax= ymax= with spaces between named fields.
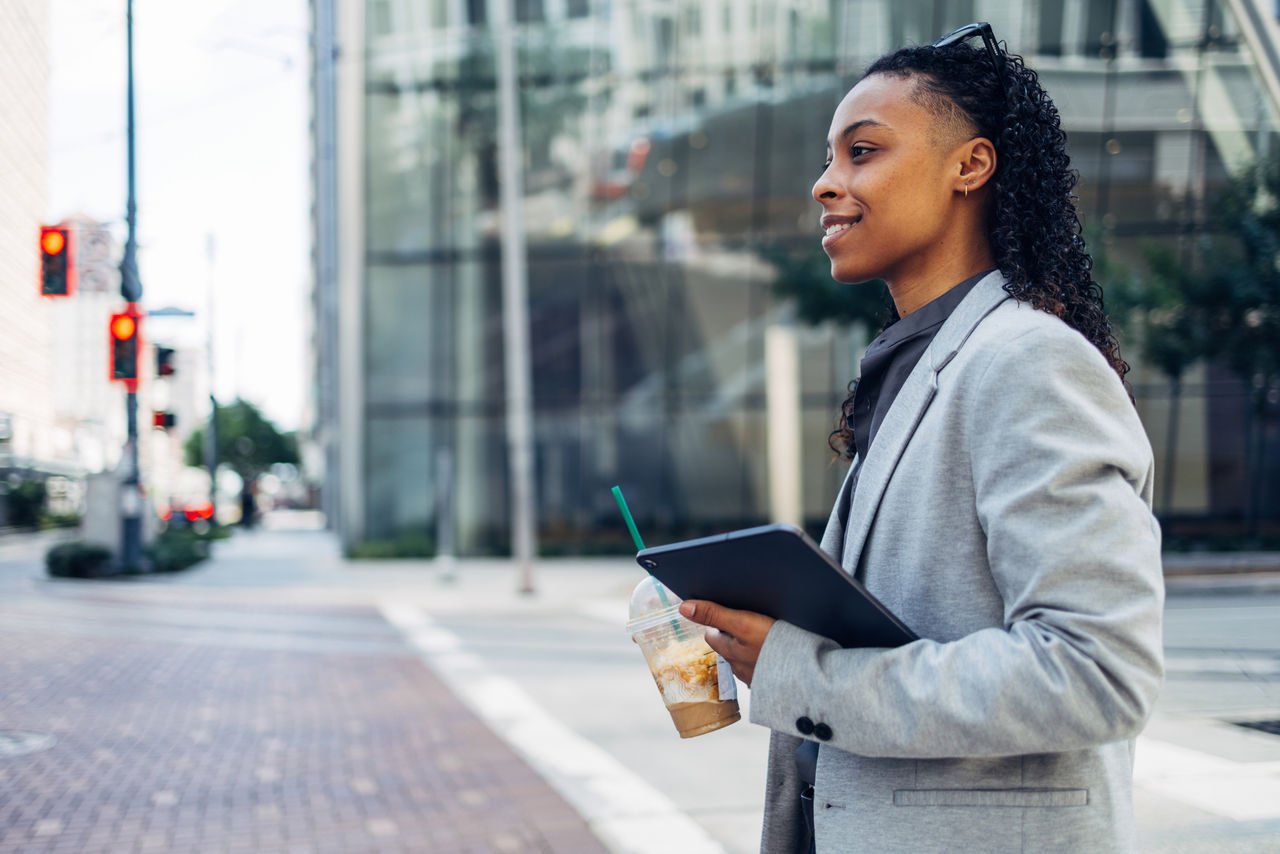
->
xmin=813 ymin=73 xmax=973 ymax=287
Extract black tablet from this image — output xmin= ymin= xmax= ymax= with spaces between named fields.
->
xmin=636 ymin=523 xmax=918 ymax=649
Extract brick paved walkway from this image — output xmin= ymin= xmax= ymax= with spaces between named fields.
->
xmin=0 ymin=602 xmax=608 ymax=854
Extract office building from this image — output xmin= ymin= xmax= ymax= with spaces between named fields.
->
xmin=312 ymin=0 xmax=1280 ymax=555
xmin=0 ymin=0 xmax=59 ymax=492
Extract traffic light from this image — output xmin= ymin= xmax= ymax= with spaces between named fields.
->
xmin=110 ymin=311 xmax=140 ymax=381
xmin=156 ymin=346 xmax=176 ymax=377
xmin=40 ymin=226 xmax=73 ymax=296
xmin=152 ymin=411 xmax=176 ymax=429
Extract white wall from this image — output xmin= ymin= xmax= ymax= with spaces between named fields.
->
xmin=0 ymin=0 xmax=58 ymax=470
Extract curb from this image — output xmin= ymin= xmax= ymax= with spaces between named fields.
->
xmin=1162 ymin=552 xmax=1280 ymax=595
xmin=1164 ymin=572 xmax=1280 ymax=596
xmin=1163 ymin=552 xmax=1280 ymax=575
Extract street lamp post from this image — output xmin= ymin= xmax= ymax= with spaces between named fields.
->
xmin=205 ymin=235 xmax=218 ymax=520
xmin=494 ymin=0 xmax=538 ymax=593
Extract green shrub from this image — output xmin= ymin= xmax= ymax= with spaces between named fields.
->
xmin=46 ymin=542 xmax=113 ymax=578
xmin=349 ymin=531 xmax=435 ymax=559
xmin=203 ymin=522 xmax=232 ymax=541
xmin=146 ymin=529 xmax=211 ymax=573
xmin=170 ymin=519 xmax=232 ymax=541
xmin=7 ymin=480 xmax=46 ymax=529
xmin=40 ymin=511 xmax=81 ymax=530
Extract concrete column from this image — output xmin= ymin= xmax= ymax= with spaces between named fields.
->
xmin=766 ymin=321 xmax=803 ymax=527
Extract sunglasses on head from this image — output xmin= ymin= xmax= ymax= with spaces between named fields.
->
xmin=932 ymin=22 xmax=1006 ymax=88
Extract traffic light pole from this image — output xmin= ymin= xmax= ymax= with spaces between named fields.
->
xmin=119 ymin=0 xmax=144 ymax=570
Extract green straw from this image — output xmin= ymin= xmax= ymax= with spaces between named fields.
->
xmin=613 ymin=486 xmax=686 ymax=640
xmin=612 ymin=485 xmax=646 ymax=551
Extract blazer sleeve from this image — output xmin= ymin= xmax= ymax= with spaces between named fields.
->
xmin=748 ymin=323 xmax=1165 ymax=759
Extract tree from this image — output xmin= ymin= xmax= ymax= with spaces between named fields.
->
xmin=761 ymin=240 xmax=892 ymax=329
xmin=1102 ymin=153 xmax=1280 ymax=527
xmin=184 ymin=399 xmax=299 ymax=482
xmin=1202 ymin=154 xmax=1280 ymax=530
xmin=1087 ymin=228 xmax=1143 ymax=327
xmin=1128 ymin=243 xmax=1215 ymax=515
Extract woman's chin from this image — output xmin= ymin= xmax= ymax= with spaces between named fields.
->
xmin=830 ymin=265 xmax=882 ymax=286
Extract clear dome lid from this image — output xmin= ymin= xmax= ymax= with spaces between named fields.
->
xmin=628 ymin=574 xmax=682 ymax=622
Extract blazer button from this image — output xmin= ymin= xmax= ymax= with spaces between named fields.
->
xmin=813 ymin=722 xmax=833 ymax=741
xmin=795 ymin=716 xmax=815 ymax=736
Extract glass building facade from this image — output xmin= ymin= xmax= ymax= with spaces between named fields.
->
xmin=314 ymin=0 xmax=1280 ymax=555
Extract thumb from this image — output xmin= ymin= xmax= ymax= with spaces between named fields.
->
xmin=679 ymin=600 xmax=718 ymax=627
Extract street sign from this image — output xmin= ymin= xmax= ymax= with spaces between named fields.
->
xmin=76 ymin=226 xmax=116 ymax=294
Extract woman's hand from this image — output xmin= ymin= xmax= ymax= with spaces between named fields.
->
xmin=678 ymin=600 xmax=776 ymax=687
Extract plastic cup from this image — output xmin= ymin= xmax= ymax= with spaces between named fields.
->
xmin=627 ymin=577 xmax=741 ymax=738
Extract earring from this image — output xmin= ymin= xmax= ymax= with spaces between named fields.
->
xmin=964 ymin=184 xmax=969 ymax=199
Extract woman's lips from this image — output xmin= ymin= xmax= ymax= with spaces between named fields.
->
xmin=821 ymin=220 xmax=857 ymax=248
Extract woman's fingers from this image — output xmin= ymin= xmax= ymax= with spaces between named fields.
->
xmin=679 ymin=600 xmax=768 ymax=640
xmin=679 ymin=600 xmax=775 ymax=687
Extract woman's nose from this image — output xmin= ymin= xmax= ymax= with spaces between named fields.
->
xmin=812 ymin=170 xmax=839 ymax=202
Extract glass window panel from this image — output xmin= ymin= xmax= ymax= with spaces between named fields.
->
xmin=366 ymin=264 xmax=446 ymax=406
xmin=369 ymin=0 xmax=394 ymax=37
xmin=1039 ymin=0 xmax=1065 ymax=56
xmin=1139 ymin=0 xmax=1168 ymax=58
xmin=365 ymin=85 xmax=496 ymax=255
xmin=364 ymin=415 xmax=434 ymax=539
xmin=452 ymin=414 xmax=509 ymax=553
xmin=516 ymin=0 xmax=544 ymax=23
xmin=1084 ymin=0 xmax=1117 ymax=56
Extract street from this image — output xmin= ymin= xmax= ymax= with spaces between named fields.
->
xmin=1 ymin=516 xmax=1279 ymax=853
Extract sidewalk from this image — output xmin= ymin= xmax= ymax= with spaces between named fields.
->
xmin=0 ymin=530 xmax=610 ymax=854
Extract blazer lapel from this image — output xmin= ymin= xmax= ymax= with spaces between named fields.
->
xmin=820 ymin=460 xmax=858 ymax=558
xmin=841 ymin=271 xmax=1013 ymax=573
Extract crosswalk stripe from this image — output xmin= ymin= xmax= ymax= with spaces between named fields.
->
xmin=381 ymin=603 xmax=729 ymax=854
xmin=1135 ymin=736 xmax=1280 ymax=821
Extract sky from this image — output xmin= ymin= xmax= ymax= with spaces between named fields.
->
xmin=47 ymin=0 xmax=310 ymax=432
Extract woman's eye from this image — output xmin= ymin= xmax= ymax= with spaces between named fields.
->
xmin=850 ymin=145 xmax=872 ymax=159
xmin=820 ymin=160 xmax=832 ymax=173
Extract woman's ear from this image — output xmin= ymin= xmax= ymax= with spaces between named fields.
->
xmin=956 ymin=137 xmax=997 ymax=193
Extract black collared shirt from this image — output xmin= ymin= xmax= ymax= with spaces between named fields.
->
xmin=850 ymin=270 xmax=991 ymax=459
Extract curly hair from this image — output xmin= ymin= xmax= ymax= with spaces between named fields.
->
xmin=829 ymin=39 xmax=1130 ymax=459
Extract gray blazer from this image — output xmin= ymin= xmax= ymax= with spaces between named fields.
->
xmin=750 ymin=271 xmax=1164 ymax=853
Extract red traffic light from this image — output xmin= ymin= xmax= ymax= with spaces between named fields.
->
xmin=111 ymin=314 xmax=137 ymax=341
xmin=39 ymin=226 xmax=73 ymax=297
xmin=152 ymin=411 xmax=177 ymax=429
xmin=110 ymin=309 xmax=141 ymax=382
xmin=41 ymin=229 xmax=66 ymax=255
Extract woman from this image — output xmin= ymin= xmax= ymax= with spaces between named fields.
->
xmin=679 ymin=24 xmax=1164 ymax=854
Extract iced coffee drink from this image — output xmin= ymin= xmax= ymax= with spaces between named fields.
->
xmin=627 ymin=577 xmax=741 ymax=738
